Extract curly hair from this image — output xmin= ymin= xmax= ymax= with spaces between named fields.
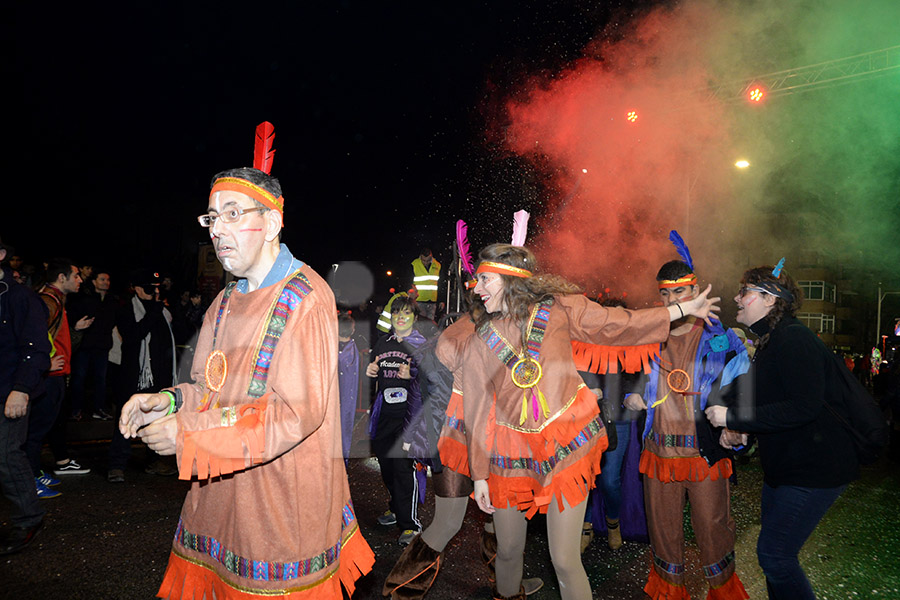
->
xmin=740 ymin=265 xmax=803 ymax=341
xmin=473 ymin=243 xmax=581 ymax=333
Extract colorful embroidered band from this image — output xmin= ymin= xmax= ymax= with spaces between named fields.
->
xmin=657 ymin=274 xmax=697 ymax=289
xmin=210 ymin=177 xmax=284 ymax=214
xmin=476 ymin=261 xmax=532 ymax=278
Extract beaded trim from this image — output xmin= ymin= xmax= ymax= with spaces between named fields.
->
xmin=489 ymin=415 xmax=603 ymax=476
xmin=702 ymin=550 xmax=735 ymax=578
xmin=646 ymin=432 xmax=697 ymax=448
xmin=248 ymin=272 xmax=311 ymax=398
xmin=444 ymin=414 xmax=466 ymax=434
xmin=477 ymin=299 xmax=552 ymax=369
xmin=652 ymin=549 xmax=685 ymax=576
xmin=174 ymin=502 xmax=358 ymax=582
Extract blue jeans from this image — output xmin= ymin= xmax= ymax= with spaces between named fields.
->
xmin=758 ymin=482 xmax=846 ymax=599
xmin=597 ymin=421 xmax=631 ymax=519
xmin=0 ymin=400 xmax=45 ymax=527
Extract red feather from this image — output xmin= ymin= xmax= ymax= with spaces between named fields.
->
xmin=253 ymin=122 xmax=276 ymax=174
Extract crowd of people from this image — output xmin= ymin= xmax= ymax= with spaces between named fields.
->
xmin=2 ymin=122 xmax=895 ymax=600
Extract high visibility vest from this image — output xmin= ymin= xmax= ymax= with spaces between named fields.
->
xmin=411 ymin=258 xmax=441 ymax=303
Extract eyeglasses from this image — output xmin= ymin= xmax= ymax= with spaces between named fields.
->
xmin=197 ymin=207 xmax=265 ymax=228
xmin=738 ymin=286 xmax=768 ymax=298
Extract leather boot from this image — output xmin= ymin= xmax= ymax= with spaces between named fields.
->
xmin=580 ymin=521 xmax=594 ymax=553
xmin=606 ymin=517 xmax=623 ymax=550
xmin=382 ymin=533 xmax=442 ymax=599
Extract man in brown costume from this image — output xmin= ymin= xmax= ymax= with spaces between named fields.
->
xmin=120 ymin=123 xmax=374 ymax=599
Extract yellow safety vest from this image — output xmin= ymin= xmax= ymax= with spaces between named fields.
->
xmin=411 ymin=258 xmax=441 ymax=303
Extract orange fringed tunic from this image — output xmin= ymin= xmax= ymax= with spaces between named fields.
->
xmin=449 ymin=295 xmax=670 ymax=517
xmin=435 ymin=318 xmax=476 ymax=478
xmin=160 ymin=264 xmax=374 ymax=600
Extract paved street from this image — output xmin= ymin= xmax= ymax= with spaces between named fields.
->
xmin=2 ymin=420 xmax=899 ymax=600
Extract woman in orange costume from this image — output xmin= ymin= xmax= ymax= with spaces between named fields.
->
xmin=449 ymin=243 xmax=720 ymax=600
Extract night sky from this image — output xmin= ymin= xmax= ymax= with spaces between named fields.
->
xmin=4 ymin=1 xmax=656 ymax=287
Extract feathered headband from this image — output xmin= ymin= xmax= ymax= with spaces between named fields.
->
xmin=754 ymin=258 xmax=794 ymax=301
xmin=457 ymin=210 xmax=532 ymax=287
xmin=658 ymin=230 xmax=698 ymax=289
xmin=210 ymin=122 xmax=285 ymax=215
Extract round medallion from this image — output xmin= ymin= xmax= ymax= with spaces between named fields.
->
xmin=205 ymin=349 xmax=228 ymax=393
xmin=510 ymin=356 xmax=542 ymax=389
xmin=666 ymin=368 xmax=691 ymax=394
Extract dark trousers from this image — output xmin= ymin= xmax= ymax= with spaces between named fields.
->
xmin=69 ymin=348 xmax=109 ymax=415
xmin=597 ymin=421 xmax=631 ymax=519
xmin=0 ymin=400 xmax=44 ymax=527
xmin=25 ymin=376 xmax=65 ymax=475
xmin=372 ymin=417 xmax=420 ymax=532
xmin=758 ymin=482 xmax=846 ymax=600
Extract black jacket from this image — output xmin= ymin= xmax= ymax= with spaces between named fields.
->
xmin=727 ymin=316 xmax=859 ymax=488
xmin=0 ymin=266 xmax=51 ymax=401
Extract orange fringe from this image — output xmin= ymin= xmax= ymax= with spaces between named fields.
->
xmin=180 ymin=401 xmax=268 ymax=480
xmin=571 ymin=340 xmax=659 ymax=375
xmin=644 ymin=565 xmax=691 ymax=600
xmin=157 ymin=527 xmax=374 ymax=600
xmin=445 ymin=390 xmax=464 ymax=420
xmin=492 ymin=387 xmax=600 ymax=463
xmin=639 ymin=452 xmax=732 ymax=484
xmin=706 ymin=572 xmax=749 ymax=600
xmin=488 ymin=433 xmax=608 ymax=518
xmin=437 ymin=436 xmax=470 ymax=477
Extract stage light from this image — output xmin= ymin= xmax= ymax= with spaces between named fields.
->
xmin=626 ymin=111 xmax=638 ymax=122
xmin=386 ymin=270 xmax=392 ymax=276
xmin=747 ymin=85 xmax=765 ymax=103
xmin=735 ymin=160 xmax=750 ymax=169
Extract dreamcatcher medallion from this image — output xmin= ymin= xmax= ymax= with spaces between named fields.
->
xmin=510 ymin=356 xmax=542 ymax=389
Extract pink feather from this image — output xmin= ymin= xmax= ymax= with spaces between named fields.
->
xmin=510 ymin=210 xmax=530 ymax=247
xmin=456 ymin=220 xmax=474 ymax=276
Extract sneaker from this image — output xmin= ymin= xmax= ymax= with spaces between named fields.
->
xmin=377 ymin=510 xmax=397 ymax=526
xmin=35 ymin=479 xmax=61 ymax=499
xmin=92 ymin=409 xmax=113 ymax=421
xmin=107 ymin=469 xmax=125 ymax=483
xmin=53 ymin=460 xmax=90 ymax=475
xmin=398 ymin=529 xmax=419 ymax=546
xmin=37 ymin=470 xmax=61 ymax=487
xmin=69 ymin=411 xmax=82 ymax=421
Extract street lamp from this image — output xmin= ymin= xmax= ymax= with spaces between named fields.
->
xmin=875 ymin=284 xmax=900 ymax=346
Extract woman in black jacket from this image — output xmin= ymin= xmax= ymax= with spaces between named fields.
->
xmin=706 ymin=264 xmax=857 ymax=600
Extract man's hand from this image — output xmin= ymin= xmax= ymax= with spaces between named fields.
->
xmin=119 ymin=393 xmax=171 ymax=439
xmin=473 ymin=479 xmax=495 ymax=514
xmin=397 ymin=363 xmax=411 ymax=380
xmin=719 ymin=429 xmax=748 ymax=449
xmin=139 ymin=414 xmax=178 ymax=455
xmin=590 ymin=387 xmax=603 ymax=400
xmin=4 ymin=391 xmax=29 ymax=419
xmin=705 ymin=405 xmax=728 ymax=428
xmin=50 ymin=355 xmax=65 ymax=371
xmin=680 ymin=284 xmax=721 ymax=326
xmin=624 ymin=393 xmax=647 ymax=411
xmin=365 ymin=362 xmax=379 ymax=378
xmin=74 ymin=315 xmax=95 ymax=330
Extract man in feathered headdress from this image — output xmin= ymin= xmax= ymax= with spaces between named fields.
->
xmin=119 ymin=123 xmax=374 ymax=599
xmin=623 ymin=232 xmax=750 ymax=600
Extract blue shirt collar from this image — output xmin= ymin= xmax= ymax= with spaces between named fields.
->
xmin=234 ymin=243 xmax=305 ymax=293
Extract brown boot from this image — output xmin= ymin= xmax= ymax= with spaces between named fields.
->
xmin=382 ymin=533 xmax=442 ymax=599
xmin=606 ymin=517 xmax=623 ymax=550
xmin=492 ymin=585 xmax=527 ymax=600
xmin=580 ymin=521 xmax=594 ymax=553
xmin=481 ymin=526 xmax=498 ymax=581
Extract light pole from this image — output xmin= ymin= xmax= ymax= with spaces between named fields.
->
xmin=875 ymin=284 xmax=900 ymax=347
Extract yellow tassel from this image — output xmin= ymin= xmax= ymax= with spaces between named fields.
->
xmin=537 ymin=388 xmax=550 ymax=419
xmin=520 ymin=390 xmax=529 ymax=425
xmin=651 ymin=392 xmax=668 ymax=409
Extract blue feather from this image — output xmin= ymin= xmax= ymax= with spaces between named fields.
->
xmin=772 ymin=257 xmax=785 ymax=277
xmin=668 ymin=230 xmax=693 ymax=271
